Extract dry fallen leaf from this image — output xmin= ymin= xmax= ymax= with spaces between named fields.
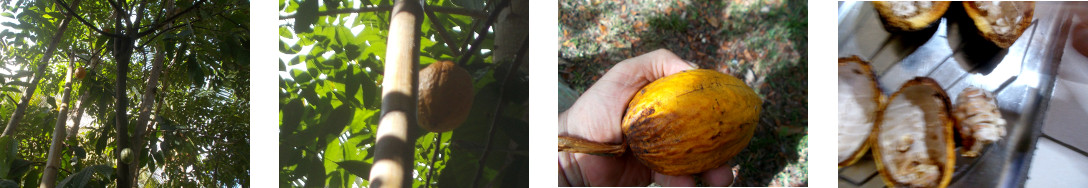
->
xmin=708 ymin=15 xmax=720 ymax=28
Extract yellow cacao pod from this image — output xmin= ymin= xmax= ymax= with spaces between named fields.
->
xmin=621 ymin=69 xmax=761 ymax=176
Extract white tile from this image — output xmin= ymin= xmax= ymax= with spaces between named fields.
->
xmin=1042 ymin=32 xmax=1088 ymax=152
xmin=1025 ymin=138 xmax=1088 ymax=187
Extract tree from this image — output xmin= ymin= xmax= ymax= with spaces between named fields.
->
xmin=279 ymin=0 xmax=528 ymax=187
xmin=0 ymin=0 xmax=250 ymax=187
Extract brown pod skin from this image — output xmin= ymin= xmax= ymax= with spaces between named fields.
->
xmin=963 ymin=1 xmax=1034 ymax=48
xmin=74 ymin=67 xmax=86 ymax=79
xmin=872 ymin=1 xmax=951 ymax=32
xmin=621 ymin=69 xmax=761 ymax=176
xmin=418 ymin=61 xmax=474 ymax=132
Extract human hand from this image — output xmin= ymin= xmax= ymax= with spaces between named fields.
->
xmin=558 ymin=49 xmax=736 ymax=186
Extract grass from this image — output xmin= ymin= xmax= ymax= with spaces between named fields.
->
xmin=559 ymin=0 xmax=808 ymax=186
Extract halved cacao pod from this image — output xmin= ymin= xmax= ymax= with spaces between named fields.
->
xmin=838 ymin=56 xmax=884 ymax=167
xmin=963 ymin=1 xmax=1034 ymax=48
xmin=872 ymin=77 xmax=955 ymax=188
xmin=873 ymin=1 xmax=951 ymax=32
xmin=621 ymin=69 xmax=762 ymax=176
xmin=418 ymin=61 xmax=474 ymax=132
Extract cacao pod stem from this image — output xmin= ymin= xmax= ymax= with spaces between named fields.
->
xmin=558 ymin=135 xmax=625 ymax=157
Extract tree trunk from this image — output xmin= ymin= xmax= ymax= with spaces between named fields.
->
xmin=65 ymin=91 xmax=88 ymax=139
xmin=128 ymin=41 xmax=168 ymax=185
xmin=368 ymin=0 xmax=421 ymax=187
xmin=492 ymin=0 xmax=528 ymax=65
xmin=113 ymin=24 xmax=136 ymax=188
xmin=1 ymin=9 xmax=76 ymax=137
xmin=40 ymin=61 xmax=77 ymax=188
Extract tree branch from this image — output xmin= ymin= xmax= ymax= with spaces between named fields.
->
xmin=136 ymin=0 xmax=209 ymax=38
xmin=456 ymin=0 xmax=510 ymax=67
xmin=424 ymin=3 xmax=460 ymax=56
xmin=137 ymin=5 xmax=244 ymax=49
xmin=424 ymin=132 xmax=443 ymax=188
xmin=278 ymin=5 xmax=486 ymax=20
xmin=133 ymin=0 xmax=149 ymax=28
xmin=53 ymin=0 xmax=122 ymax=37
xmin=217 ymin=13 xmax=248 ymax=31
xmin=137 ymin=22 xmax=190 ymax=49
xmin=3 ymin=95 xmax=15 ymax=104
xmin=470 ymin=33 xmax=527 ymax=187
xmin=106 ymin=0 xmax=131 ymax=30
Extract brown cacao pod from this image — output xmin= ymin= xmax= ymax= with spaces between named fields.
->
xmin=74 ymin=67 xmax=86 ymax=79
xmin=963 ymin=1 xmax=1034 ymax=48
xmin=418 ymin=61 xmax=474 ymax=132
xmin=872 ymin=1 xmax=950 ymax=32
xmin=621 ymin=69 xmax=761 ymax=176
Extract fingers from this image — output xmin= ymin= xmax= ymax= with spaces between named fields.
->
xmin=653 ymin=172 xmax=696 ymax=187
xmin=604 ymin=49 xmax=694 ymax=91
xmin=561 ymin=49 xmax=692 ymax=143
xmin=648 ymin=164 xmax=735 ymax=186
xmin=618 ymin=49 xmax=697 ymax=81
xmin=559 ymin=152 xmax=653 ymax=186
xmin=597 ymin=49 xmax=694 ymax=103
xmin=700 ymin=165 xmax=736 ymax=187
xmin=651 ymin=164 xmax=735 ymax=187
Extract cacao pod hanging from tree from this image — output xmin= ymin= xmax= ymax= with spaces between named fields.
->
xmin=74 ymin=67 xmax=86 ymax=79
xmin=417 ymin=61 xmax=474 ymax=132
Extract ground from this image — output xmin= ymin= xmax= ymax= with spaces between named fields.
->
xmin=558 ymin=0 xmax=808 ymax=186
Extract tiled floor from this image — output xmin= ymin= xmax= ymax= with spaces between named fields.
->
xmin=1025 ymin=138 xmax=1088 ymax=187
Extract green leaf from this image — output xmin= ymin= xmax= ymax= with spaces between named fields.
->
xmin=5 ymin=81 xmax=31 ymax=87
xmin=294 ymin=0 xmax=319 ymax=33
xmin=327 ymin=173 xmax=343 ymax=188
xmin=281 ymin=40 xmax=297 ymax=54
xmin=0 ymin=87 xmax=18 ymax=93
xmin=333 ymin=160 xmax=372 ymax=180
xmin=187 ymin=54 xmax=206 ymax=87
xmin=321 ymin=104 xmax=353 ymax=137
xmin=19 ymin=167 xmax=38 ymax=188
xmin=344 ymin=44 xmax=362 ymax=61
xmin=342 ymin=64 xmax=359 ymax=97
xmin=6 ymin=159 xmax=30 ymax=182
xmin=0 ymin=136 xmax=15 ymax=178
xmin=281 ymin=98 xmax=304 ymax=134
xmin=57 ymin=165 xmax=113 ymax=188
xmin=359 ymin=71 xmax=379 ymax=109
xmin=452 ymin=0 xmax=486 ymax=10
xmin=280 ymin=26 xmax=295 ymax=39
xmin=304 ymin=158 xmax=326 ymax=187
